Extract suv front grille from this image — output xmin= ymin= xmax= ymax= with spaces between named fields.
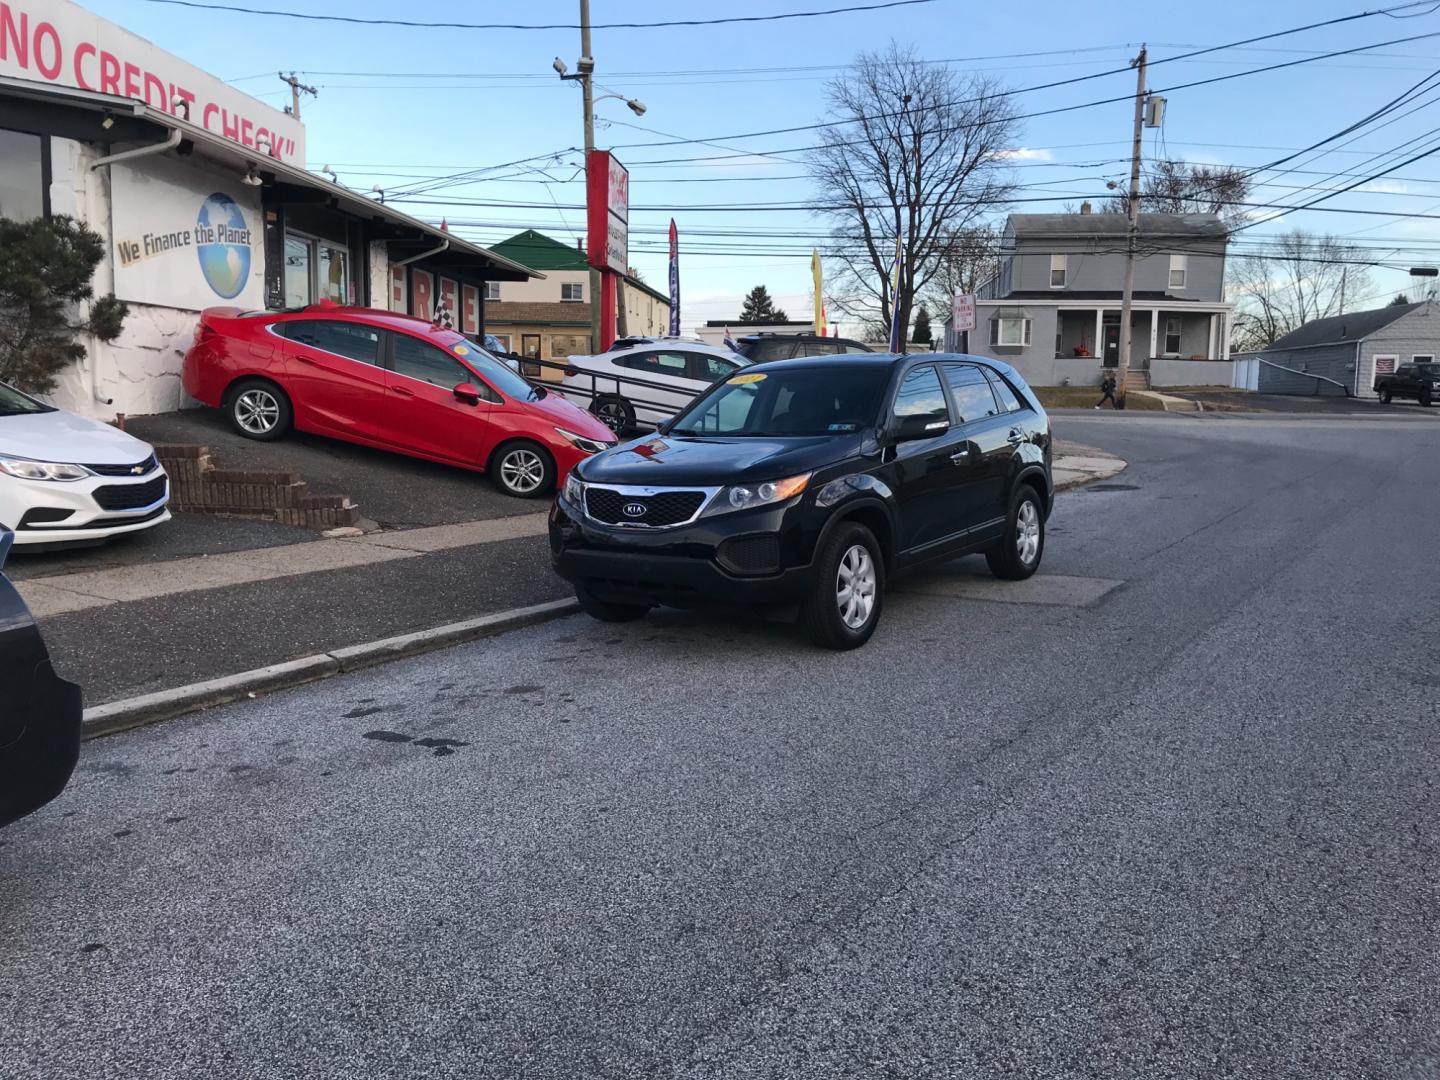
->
xmin=92 ymin=475 xmax=168 ymax=511
xmin=84 ymin=454 xmax=158 ymax=477
xmin=585 ymin=487 xmax=707 ymax=528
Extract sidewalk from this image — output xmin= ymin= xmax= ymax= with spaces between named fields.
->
xmin=1052 ymin=439 xmax=1126 ymax=490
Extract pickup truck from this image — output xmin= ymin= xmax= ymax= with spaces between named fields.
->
xmin=1375 ymin=361 xmax=1440 ymax=405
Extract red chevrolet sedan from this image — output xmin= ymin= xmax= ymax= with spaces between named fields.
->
xmin=182 ymin=303 xmax=616 ymax=498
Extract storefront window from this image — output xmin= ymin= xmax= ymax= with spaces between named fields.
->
xmin=285 ymin=231 xmax=350 ymax=307
xmin=0 ymin=128 xmax=45 ymax=221
xmin=319 ymin=243 xmax=348 ymax=303
xmin=284 ymin=235 xmax=311 ymax=307
xmin=548 ymin=334 xmax=591 ymax=360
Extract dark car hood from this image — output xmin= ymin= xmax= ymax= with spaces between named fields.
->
xmin=577 ymin=432 xmax=866 ymax=487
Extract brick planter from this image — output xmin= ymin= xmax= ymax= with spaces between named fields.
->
xmin=154 ymin=444 xmax=360 ymax=530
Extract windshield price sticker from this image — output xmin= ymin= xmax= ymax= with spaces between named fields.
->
xmin=728 ymin=372 xmax=767 ymax=385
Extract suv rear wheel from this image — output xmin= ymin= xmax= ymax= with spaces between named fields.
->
xmin=802 ymin=522 xmax=884 ymax=649
xmin=986 ymin=485 xmax=1045 ymax=581
xmin=1379 ymin=388 xmax=1393 ymax=404
xmin=1421 ymin=386 xmax=1433 ymax=407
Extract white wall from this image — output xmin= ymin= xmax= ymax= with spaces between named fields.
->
xmin=42 ymin=137 xmax=269 ymax=420
xmin=493 ymin=268 xmax=589 ymax=304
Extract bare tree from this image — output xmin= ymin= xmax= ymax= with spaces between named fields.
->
xmin=1103 ymin=158 xmax=1251 ymax=227
xmin=807 ymin=43 xmax=1020 ymax=344
xmin=922 ymin=223 xmax=1003 ymax=318
xmin=1228 ymin=229 xmax=1375 ymax=352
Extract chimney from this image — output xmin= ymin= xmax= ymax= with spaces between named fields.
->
xmin=1080 ymin=201 xmax=1092 ymax=215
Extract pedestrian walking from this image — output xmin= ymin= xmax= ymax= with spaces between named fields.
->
xmin=1096 ymin=374 xmax=1117 ymax=409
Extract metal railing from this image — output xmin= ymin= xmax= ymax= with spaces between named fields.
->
xmin=522 ymin=360 xmax=713 ymax=428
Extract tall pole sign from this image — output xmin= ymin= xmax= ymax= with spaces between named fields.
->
xmin=586 ymin=149 xmax=629 ymax=351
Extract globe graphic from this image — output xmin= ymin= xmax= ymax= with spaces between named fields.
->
xmin=196 ymin=193 xmax=251 ymax=300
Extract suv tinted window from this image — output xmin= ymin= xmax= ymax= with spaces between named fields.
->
xmin=281 ymin=319 xmax=381 ymax=365
xmin=745 ymin=339 xmax=798 ymax=362
xmin=796 ymin=340 xmax=841 ymax=357
xmin=984 ymin=369 xmax=1025 ymax=413
xmin=941 ymin=363 xmax=1002 ymax=422
xmin=893 ymin=365 xmax=950 ymax=424
xmin=391 ymin=333 xmax=472 ymax=388
xmin=840 ymin=342 xmax=873 ymax=354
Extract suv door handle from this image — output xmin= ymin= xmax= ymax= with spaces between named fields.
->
xmin=1007 ymin=428 xmax=1024 ymax=444
xmin=949 ymin=448 xmax=970 ymax=463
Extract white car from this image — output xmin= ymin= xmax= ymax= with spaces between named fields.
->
xmin=0 ymin=382 xmax=170 ymax=546
xmin=560 ymin=339 xmax=752 ymax=432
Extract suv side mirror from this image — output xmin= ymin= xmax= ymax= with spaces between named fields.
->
xmin=892 ymin=412 xmax=949 ymax=443
xmin=453 ymin=382 xmax=482 ymax=406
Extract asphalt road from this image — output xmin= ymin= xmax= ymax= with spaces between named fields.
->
xmin=4 ymin=411 xmax=1440 ymax=1079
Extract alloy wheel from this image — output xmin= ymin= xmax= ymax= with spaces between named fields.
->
xmin=1016 ymin=499 xmax=1041 ymax=565
xmin=596 ymin=401 xmax=628 ymax=433
xmin=500 ymin=448 xmax=546 ymax=494
xmin=235 ymin=389 xmax=280 ymax=434
xmin=835 ymin=543 xmax=876 ymax=630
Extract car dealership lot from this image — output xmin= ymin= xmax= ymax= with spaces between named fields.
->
xmin=5 ymin=413 xmax=1440 ymax=1079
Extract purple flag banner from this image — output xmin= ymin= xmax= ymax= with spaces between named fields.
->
xmin=668 ymin=218 xmax=681 ymax=337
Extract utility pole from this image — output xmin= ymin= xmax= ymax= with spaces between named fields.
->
xmin=1115 ymin=46 xmax=1147 ymax=410
xmin=1339 ymin=266 xmax=1348 ymax=313
xmin=578 ymin=0 xmax=601 ymax=354
xmin=278 ymin=72 xmax=317 ymax=120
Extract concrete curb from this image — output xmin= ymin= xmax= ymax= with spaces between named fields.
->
xmin=81 ymin=597 xmax=580 ymax=740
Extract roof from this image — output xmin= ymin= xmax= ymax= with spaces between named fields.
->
xmin=0 ymin=75 xmax=540 ymax=281
xmin=489 ymin=229 xmax=670 ymax=305
xmin=1007 ymin=212 xmax=1228 ymax=239
xmin=1265 ymin=303 xmax=1423 ymax=350
xmin=489 ymin=230 xmax=587 ymax=271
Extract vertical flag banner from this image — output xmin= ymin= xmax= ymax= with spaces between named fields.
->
xmin=811 ymin=249 xmax=826 ymax=336
xmin=887 ymin=236 xmax=903 ymax=352
xmin=668 ymin=219 xmax=681 ymax=337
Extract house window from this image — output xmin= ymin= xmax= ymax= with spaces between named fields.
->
xmin=989 ymin=314 xmax=1032 ymax=348
xmin=1169 ymin=254 xmax=1187 ymax=289
xmin=1413 ymin=354 xmax=1435 ymax=363
xmin=1049 ymin=254 xmax=1067 ymax=288
xmin=0 ymin=127 xmax=47 ymax=221
xmin=483 ymin=281 xmax=501 ymax=301
xmin=561 ymin=282 xmax=584 ymax=302
xmin=1165 ymin=317 xmax=1182 ymax=355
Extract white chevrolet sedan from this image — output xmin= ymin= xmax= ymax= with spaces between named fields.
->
xmin=560 ymin=338 xmax=752 ymax=432
xmin=0 ymin=381 xmax=170 ymax=546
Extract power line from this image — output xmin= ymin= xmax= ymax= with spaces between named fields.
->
xmin=141 ymin=0 xmax=940 ymax=31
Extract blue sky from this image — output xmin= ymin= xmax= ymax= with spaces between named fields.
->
xmin=88 ymin=0 xmax=1440 ymax=334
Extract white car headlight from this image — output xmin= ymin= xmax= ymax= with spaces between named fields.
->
xmin=563 ymin=472 xmax=585 ymax=507
xmin=554 ymin=426 xmax=614 ymax=455
xmin=719 ymin=472 xmax=811 ymax=513
xmin=0 ymin=457 xmax=91 ymax=482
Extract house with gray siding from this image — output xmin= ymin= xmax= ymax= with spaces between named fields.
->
xmin=945 ymin=209 xmax=1235 ymax=388
xmin=1232 ymin=301 xmax=1439 ymax=398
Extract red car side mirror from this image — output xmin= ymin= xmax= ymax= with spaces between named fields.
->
xmin=453 ymin=382 xmax=482 ymax=406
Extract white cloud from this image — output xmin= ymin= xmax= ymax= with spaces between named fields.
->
xmin=993 ymin=147 xmax=1053 ymax=162
xmin=1357 ymin=179 xmax=1412 ymax=196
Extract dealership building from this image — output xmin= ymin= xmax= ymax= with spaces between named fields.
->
xmin=0 ymin=0 xmax=539 ymax=420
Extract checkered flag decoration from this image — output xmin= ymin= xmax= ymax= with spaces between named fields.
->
xmin=432 ymin=299 xmax=454 ymax=331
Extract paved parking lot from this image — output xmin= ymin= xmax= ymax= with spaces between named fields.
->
xmin=5 ymin=411 xmax=1439 ymax=1078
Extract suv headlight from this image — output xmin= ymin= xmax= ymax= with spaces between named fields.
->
xmin=563 ymin=472 xmax=585 ymax=507
xmin=716 ymin=472 xmax=810 ymax=513
xmin=555 ymin=427 xmax=614 ymax=455
xmin=0 ymin=457 xmax=91 ymax=482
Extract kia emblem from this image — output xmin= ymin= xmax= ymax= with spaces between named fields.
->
xmin=622 ymin=501 xmax=647 ymax=518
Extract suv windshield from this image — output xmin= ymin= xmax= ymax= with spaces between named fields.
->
xmin=671 ymin=366 xmax=890 ymax=437
xmin=0 ymin=382 xmax=54 ymax=417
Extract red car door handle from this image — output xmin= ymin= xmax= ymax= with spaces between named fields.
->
xmin=392 ymin=385 xmax=414 ymax=397
xmin=295 ymin=355 xmax=318 ymax=365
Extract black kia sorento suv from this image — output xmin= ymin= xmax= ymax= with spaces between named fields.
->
xmin=549 ymin=353 xmax=1053 ymax=649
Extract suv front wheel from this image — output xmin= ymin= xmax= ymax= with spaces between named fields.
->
xmin=802 ymin=521 xmax=885 ymax=649
xmin=986 ymin=485 xmax=1045 ymax=580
